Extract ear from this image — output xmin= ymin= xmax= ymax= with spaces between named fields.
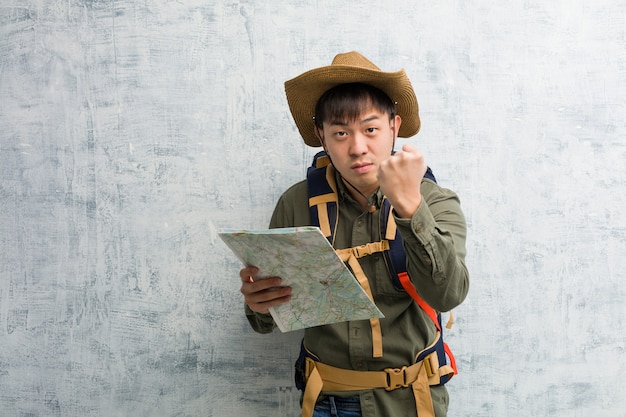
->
xmin=392 ymin=114 xmax=402 ymax=139
xmin=315 ymin=125 xmax=328 ymax=153
xmin=391 ymin=114 xmax=402 ymax=151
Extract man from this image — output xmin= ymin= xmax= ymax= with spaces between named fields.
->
xmin=239 ymin=51 xmax=469 ymax=417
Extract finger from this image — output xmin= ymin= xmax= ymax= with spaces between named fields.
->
xmin=239 ymin=266 xmax=259 ymax=282
xmin=245 ymin=286 xmax=292 ymax=314
xmin=248 ymin=285 xmax=292 ymax=304
xmin=241 ymin=276 xmax=283 ymax=295
xmin=397 ymin=144 xmax=426 ymax=171
xmin=247 ymin=295 xmax=292 ymax=314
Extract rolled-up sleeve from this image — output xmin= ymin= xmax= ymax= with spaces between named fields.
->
xmin=245 ymin=305 xmax=277 ymax=333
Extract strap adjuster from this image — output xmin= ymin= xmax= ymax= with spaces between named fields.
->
xmin=424 ymin=354 xmax=435 ymax=378
xmin=384 ymin=366 xmax=409 ymax=391
xmin=353 ymin=240 xmax=390 ymax=258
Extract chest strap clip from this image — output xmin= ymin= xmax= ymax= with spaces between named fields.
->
xmin=385 ymin=366 xmax=409 ymax=391
xmin=352 ymin=240 xmax=390 ymax=258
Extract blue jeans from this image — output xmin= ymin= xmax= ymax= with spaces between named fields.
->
xmin=312 ymin=396 xmax=362 ymax=417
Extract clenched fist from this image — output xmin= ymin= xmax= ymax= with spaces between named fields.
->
xmin=377 ymin=143 xmax=428 ymax=218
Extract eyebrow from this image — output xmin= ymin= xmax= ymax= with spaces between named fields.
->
xmin=328 ymin=114 xmax=382 ymax=127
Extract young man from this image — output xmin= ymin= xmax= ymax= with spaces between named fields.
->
xmin=239 ymin=52 xmax=469 ymax=417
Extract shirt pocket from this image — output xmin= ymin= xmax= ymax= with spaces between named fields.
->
xmin=364 ymin=253 xmax=408 ymax=298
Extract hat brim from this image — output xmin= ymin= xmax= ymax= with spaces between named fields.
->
xmin=285 ymin=65 xmax=420 ymax=147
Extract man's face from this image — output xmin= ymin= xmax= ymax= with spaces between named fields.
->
xmin=320 ymin=106 xmax=402 ymax=198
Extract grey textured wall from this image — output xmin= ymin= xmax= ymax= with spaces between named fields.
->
xmin=1 ymin=1 xmax=624 ymax=416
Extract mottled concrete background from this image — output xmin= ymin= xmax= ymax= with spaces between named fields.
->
xmin=1 ymin=1 xmax=624 ymax=416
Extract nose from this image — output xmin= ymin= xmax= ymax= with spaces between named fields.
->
xmin=349 ymin=132 xmax=368 ymax=156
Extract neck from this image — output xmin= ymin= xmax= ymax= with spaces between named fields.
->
xmin=342 ymin=178 xmax=377 ymax=212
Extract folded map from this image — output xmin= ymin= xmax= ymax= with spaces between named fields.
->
xmin=219 ymin=226 xmax=384 ymax=332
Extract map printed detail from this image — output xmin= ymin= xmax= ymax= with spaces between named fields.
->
xmin=219 ymin=227 xmax=384 ymax=332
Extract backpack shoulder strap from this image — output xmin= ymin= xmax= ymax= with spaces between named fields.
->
xmin=423 ymin=166 xmax=436 ymax=183
xmin=307 ymin=152 xmax=338 ymax=239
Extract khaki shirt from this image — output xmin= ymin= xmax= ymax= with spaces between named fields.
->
xmin=246 ymin=170 xmax=469 ymax=417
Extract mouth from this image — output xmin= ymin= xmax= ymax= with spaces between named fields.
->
xmin=351 ymin=162 xmax=374 ymax=174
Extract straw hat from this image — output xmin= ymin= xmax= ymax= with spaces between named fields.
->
xmin=284 ymin=51 xmax=420 ymax=147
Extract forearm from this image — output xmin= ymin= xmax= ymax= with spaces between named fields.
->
xmin=396 ymin=183 xmax=470 ymax=312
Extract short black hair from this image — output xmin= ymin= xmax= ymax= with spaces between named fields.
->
xmin=314 ymin=83 xmax=396 ymax=128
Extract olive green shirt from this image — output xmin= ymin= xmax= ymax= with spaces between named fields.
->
xmin=246 ymin=171 xmax=469 ymax=417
